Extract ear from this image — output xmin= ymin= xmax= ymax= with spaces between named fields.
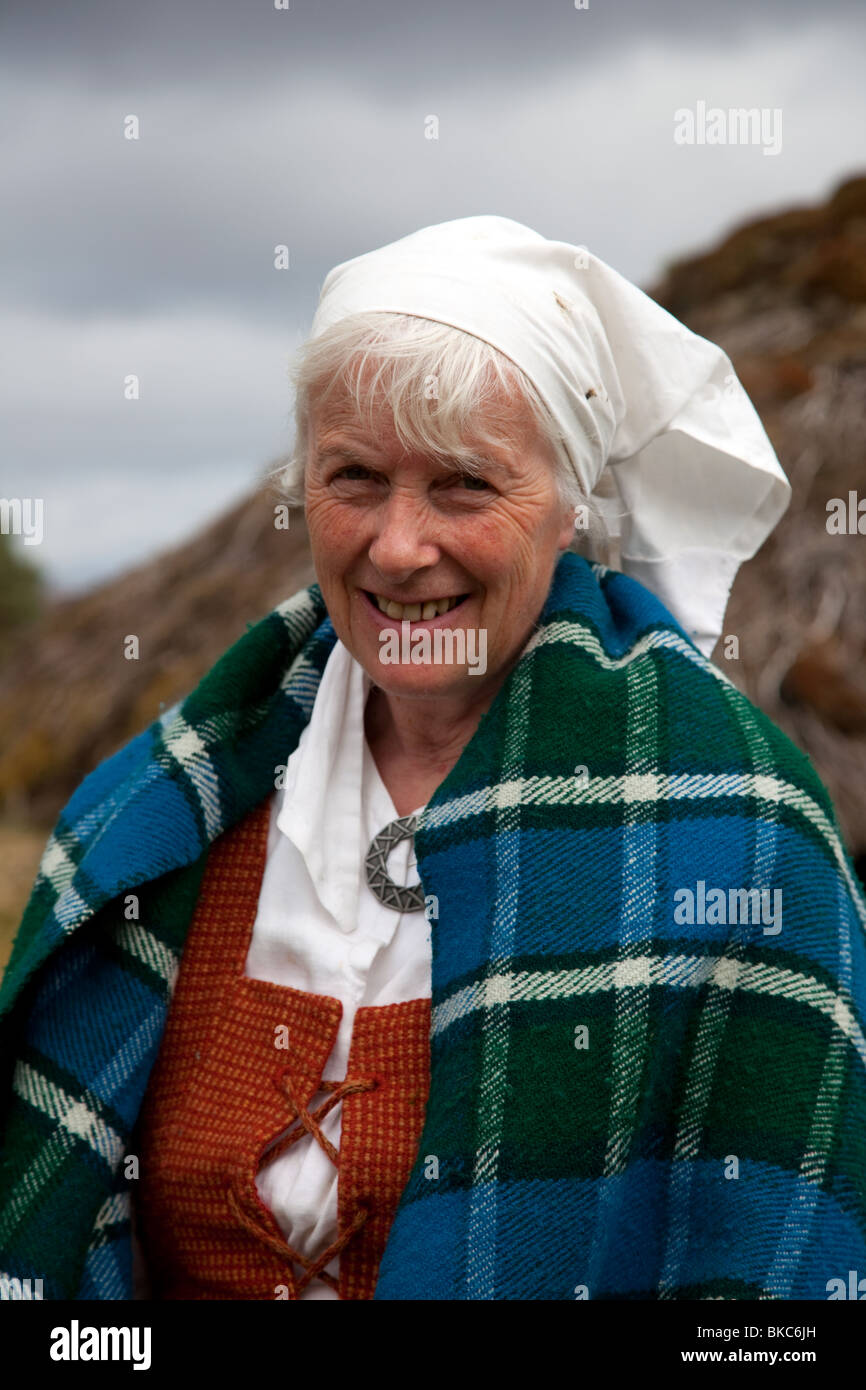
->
xmin=557 ymin=503 xmax=577 ymax=551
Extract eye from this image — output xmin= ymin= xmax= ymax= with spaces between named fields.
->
xmin=331 ymin=463 xmax=372 ymax=481
xmin=440 ymin=469 xmax=492 ymax=493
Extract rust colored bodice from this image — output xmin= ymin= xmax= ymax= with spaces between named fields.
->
xmin=133 ymin=797 xmax=431 ymax=1299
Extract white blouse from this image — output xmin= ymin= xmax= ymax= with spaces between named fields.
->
xmin=246 ymin=639 xmax=432 ymax=1299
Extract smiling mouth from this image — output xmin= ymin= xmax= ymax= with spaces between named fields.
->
xmin=364 ymin=591 xmax=469 ymax=621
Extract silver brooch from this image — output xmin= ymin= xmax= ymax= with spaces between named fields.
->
xmin=364 ymin=815 xmax=426 ymax=912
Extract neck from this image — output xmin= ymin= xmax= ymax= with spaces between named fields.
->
xmin=368 ymin=684 xmax=494 ymax=761
xmin=364 ymin=677 xmax=501 ymax=815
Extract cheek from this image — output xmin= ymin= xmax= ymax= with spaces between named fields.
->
xmin=477 ymin=518 xmax=551 ymax=589
xmin=460 ymin=503 xmax=542 ymax=567
xmin=477 ymin=514 xmax=561 ymax=622
xmin=305 ymin=496 xmax=361 ymax=558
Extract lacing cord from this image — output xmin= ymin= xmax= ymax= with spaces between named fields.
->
xmin=228 ymin=1070 xmax=379 ymax=1295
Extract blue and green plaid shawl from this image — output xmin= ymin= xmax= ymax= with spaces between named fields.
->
xmin=1 ymin=551 xmax=865 ymax=1300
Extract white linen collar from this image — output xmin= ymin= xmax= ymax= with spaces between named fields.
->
xmin=276 ymin=640 xmax=414 ymax=934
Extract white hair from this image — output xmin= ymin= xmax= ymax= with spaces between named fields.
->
xmin=272 ymin=311 xmax=609 ymax=557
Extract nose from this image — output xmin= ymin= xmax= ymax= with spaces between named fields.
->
xmin=367 ymin=490 xmax=440 ymax=581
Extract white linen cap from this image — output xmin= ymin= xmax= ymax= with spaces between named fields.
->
xmin=310 ymin=215 xmax=791 ymax=657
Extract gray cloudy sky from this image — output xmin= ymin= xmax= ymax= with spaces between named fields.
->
xmin=3 ymin=0 xmax=865 ymax=592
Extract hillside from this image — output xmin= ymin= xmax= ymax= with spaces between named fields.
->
xmin=0 ymin=483 xmax=315 ymax=827
xmin=650 ymin=174 xmax=866 ymax=878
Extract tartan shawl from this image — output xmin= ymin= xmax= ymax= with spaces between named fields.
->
xmin=1 ymin=551 xmax=865 ymax=1301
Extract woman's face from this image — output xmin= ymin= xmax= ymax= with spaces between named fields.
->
xmin=303 ymin=377 xmax=575 ymax=709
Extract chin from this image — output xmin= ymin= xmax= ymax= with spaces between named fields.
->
xmin=364 ymin=660 xmax=489 ymax=698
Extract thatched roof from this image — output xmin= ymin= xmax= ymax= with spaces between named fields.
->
xmin=651 ymin=175 xmax=866 ymax=876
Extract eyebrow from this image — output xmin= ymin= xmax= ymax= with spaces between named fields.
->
xmin=314 ymin=446 xmax=378 ymax=465
xmin=313 ymin=444 xmax=511 ymax=475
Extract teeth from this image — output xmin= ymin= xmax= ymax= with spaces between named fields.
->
xmin=373 ymin=593 xmax=461 ymax=620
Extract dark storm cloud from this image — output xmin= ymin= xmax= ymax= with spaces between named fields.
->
xmin=6 ymin=0 xmax=858 ymax=85
xmin=4 ymin=0 xmax=865 ymax=325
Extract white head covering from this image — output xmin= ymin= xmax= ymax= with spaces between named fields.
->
xmin=310 ymin=214 xmax=791 ymax=657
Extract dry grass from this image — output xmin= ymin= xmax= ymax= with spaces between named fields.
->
xmin=0 ymin=821 xmax=49 ymax=973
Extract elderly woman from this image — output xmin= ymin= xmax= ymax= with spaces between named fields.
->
xmin=1 ymin=216 xmax=865 ymax=1302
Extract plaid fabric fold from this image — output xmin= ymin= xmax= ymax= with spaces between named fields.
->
xmin=1 ymin=553 xmax=865 ymax=1299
